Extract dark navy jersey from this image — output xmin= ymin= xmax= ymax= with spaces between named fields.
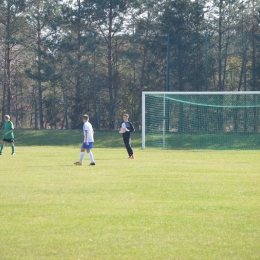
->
xmin=121 ymin=121 xmax=135 ymax=137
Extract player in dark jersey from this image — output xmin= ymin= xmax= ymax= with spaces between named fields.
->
xmin=120 ymin=114 xmax=135 ymax=159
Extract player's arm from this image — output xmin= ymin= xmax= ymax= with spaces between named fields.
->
xmin=85 ymin=130 xmax=89 ymax=145
xmin=4 ymin=128 xmax=13 ymax=136
xmin=122 ymin=123 xmax=129 ymax=131
xmin=129 ymin=122 xmax=135 ymax=132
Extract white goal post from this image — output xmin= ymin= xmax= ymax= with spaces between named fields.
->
xmin=142 ymin=91 xmax=260 ymax=149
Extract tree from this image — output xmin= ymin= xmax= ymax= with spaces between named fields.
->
xmin=88 ymin=0 xmax=138 ymax=129
xmin=128 ymin=0 xmax=166 ymax=126
xmin=159 ymin=0 xmax=205 ymax=91
xmin=25 ymin=0 xmax=62 ymax=129
xmin=58 ymin=0 xmax=99 ymax=128
xmin=0 ymin=0 xmax=27 ymax=120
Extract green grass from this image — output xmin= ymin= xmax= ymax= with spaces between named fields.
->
xmin=0 ymin=130 xmax=259 ymax=259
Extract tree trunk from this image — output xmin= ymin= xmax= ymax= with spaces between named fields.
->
xmin=37 ymin=17 xmax=44 ymax=129
xmin=2 ymin=52 xmax=7 ymax=120
xmin=218 ymin=0 xmax=223 ymax=91
xmin=107 ymin=5 xmax=115 ymax=129
xmin=6 ymin=1 xmax=11 ymax=115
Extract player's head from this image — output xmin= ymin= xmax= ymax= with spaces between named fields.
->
xmin=123 ymin=113 xmax=129 ymax=121
xmin=4 ymin=115 xmax=10 ymax=121
xmin=83 ymin=114 xmax=89 ymax=122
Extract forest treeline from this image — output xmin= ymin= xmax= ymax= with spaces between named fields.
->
xmin=1 ymin=0 xmax=260 ymax=130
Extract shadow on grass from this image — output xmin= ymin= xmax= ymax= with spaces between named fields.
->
xmin=13 ymin=129 xmax=260 ymax=150
xmin=14 ymin=129 xmax=142 ymax=148
xmin=146 ymin=133 xmax=260 ymax=150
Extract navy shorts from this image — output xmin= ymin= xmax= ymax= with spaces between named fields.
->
xmin=3 ymin=138 xmax=14 ymax=143
xmin=82 ymin=142 xmax=93 ymax=149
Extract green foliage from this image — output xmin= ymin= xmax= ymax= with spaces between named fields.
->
xmin=160 ymin=0 xmax=204 ymax=34
xmin=1 ymin=0 xmax=260 ymax=129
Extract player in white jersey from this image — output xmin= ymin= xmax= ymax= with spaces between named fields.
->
xmin=74 ymin=114 xmax=95 ymax=166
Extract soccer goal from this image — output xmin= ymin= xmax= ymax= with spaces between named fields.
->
xmin=142 ymin=91 xmax=260 ymax=150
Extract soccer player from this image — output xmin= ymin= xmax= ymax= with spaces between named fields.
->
xmin=0 ymin=115 xmax=15 ymax=155
xmin=120 ymin=113 xmax=135 ymax=159
xmin=74 ymin=114 xmax=95 ymax=166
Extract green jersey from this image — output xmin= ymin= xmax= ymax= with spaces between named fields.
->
xmin=3 ymin=121 xmax=14 ymax=139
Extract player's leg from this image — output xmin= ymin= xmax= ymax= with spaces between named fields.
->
xmin=78 ymin=147 xmax=86 ymax=163
xmin=86 ymin=143 xmax=95 ymax=165
xmin=124 ymin=136 xmax=134 ymax=158
xmin=127 ymin=138 xmax=134 ymax=159
xmin=0 ymin=140 xmax=6 ymax=155
xmin=74 ymin=145 xmax=86 ymax=165
xmin=11 ymin=140 xmax=15 ymax=155
xmin=123 ymin=137 xmax=130 ymax=157
xmin=129 ymin=144 xmax=134 ymax=159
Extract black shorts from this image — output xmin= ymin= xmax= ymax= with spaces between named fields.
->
xmin=3 ymin=138 xmax=14 ymax=143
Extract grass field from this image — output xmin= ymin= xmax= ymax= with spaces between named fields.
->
xmin=0 ymin=130 xmax=259 ymax=259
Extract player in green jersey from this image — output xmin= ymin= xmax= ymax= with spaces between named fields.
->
xmin=0 ymin=115 xmax=15 ymax=155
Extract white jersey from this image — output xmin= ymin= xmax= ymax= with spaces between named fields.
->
xmin=83 ymin=121 xmax=94 ymax=142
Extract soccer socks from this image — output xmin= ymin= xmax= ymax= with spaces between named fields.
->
xmin=0 ymin=145 xmax=14 ymax=154
xmin=77 ymin=151 xmax=94 ymax=164
xmin=79 ymin=152 xmax=85 ymax=163
xmin=88 ymin=151 xmax=95 ymax=163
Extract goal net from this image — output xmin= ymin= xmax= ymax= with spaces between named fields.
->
xmin=142 ymin=91 xmax=260 ymax=150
